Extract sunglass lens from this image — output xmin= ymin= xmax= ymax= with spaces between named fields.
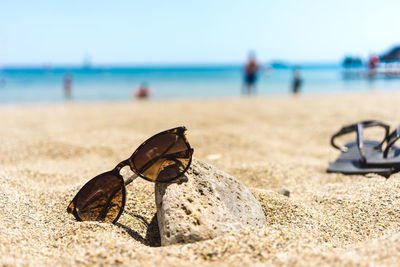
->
xmin=73 ymin=172 xmax=125 ymax=223
xmin=133 ymin=133 xmax=191 ymax=182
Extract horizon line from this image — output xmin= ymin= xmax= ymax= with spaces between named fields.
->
xmin=0 ymin=60 xmax=342 ymax=69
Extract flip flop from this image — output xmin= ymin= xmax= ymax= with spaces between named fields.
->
xmin=362 ymin=125 xmax=400 ymax=167
xmin=327 ymin=140 xmax=393 ymax=177
xmin=327 ymin=120 xmax=394 ymax=177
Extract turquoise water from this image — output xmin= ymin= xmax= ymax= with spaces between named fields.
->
xmin=1 ymin=65 xmax=400 ymax=103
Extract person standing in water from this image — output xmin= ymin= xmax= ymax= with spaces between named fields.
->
xmin=243 ymin=52 xmax=260 ymax=95
xmin=292 ymin=68 xmax=302 ymax=95
xmin=63 ymin=73 xmax=72 ymax=99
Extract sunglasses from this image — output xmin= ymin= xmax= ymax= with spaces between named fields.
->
xmin=67 ymin=126 xmax=193 ymax=223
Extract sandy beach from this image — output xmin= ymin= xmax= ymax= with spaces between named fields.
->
xmin=2 ymin=92 xmax=400 ymax=266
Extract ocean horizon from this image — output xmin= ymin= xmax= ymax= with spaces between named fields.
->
xmin=1 ymin=63 xmax=400 ymax=104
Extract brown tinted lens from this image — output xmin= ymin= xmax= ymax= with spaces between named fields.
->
xmin=75 ymin=172 xmax=124 ymax=223
xmin=133 ymin=133 xmax=191 ymax=182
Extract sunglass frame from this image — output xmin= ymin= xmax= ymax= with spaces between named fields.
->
xmin=67 ymin=126 xmax=193 ymax=223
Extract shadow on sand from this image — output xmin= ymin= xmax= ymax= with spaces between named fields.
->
xmin=116 ymin=212 xmax=161 ymax=247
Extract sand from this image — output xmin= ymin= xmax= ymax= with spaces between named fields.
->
xmin=2 ymin=92 xmax=400 ymax=266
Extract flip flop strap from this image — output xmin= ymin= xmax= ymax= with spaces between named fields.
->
xmin=356 ymin=123 xmax=366 ymax=161
xmin=330 ymin=120 xmax=390 ymax=154
xmin=383 ymin=125 xmax=400 ymax=158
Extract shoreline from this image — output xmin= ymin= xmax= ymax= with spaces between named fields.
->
xmin=0 ymin=89 xmax=397 ymax=107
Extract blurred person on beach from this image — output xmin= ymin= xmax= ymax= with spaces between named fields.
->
xmin=63 ymin=73 xmax=72 ymax=99
xmin=368 ymin=55 xmax=380 ymax=70
xmin=134 ymin=82 xmax=152 ymax=100
xmin=242 ymin=52 xmax=260 ymax=95
xmin=367 ymin=55 xmax=380 ymax=79
xmin=292 ymin=68 xmax=302 ymax=94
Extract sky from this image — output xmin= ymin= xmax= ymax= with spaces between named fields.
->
xmin=1 ymin=0 xmax=400 ymax=65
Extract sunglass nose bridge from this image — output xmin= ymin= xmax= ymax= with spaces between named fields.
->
xmin=115 ymin=158 xmax=137 ymax=175
xmin=118 ymin=162 xmax=137 ymax=180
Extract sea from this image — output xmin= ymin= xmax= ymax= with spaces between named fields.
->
xmin=1 ymin=64 xmax=400 ymax=104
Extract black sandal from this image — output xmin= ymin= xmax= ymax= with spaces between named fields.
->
xmin=363 ymin=125 xmax=400 ymax=167
xmin=327 ymin=120 xmax=397 ymax=177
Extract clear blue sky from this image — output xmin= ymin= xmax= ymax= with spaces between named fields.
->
xmin=1 ymin=0 xmax=399 ymax=65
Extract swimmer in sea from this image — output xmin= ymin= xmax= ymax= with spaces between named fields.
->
xmin=134 ymin=82 xmax=152 ymax=100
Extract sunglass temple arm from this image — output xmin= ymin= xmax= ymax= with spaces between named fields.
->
xmin=124 ymin=174 xmax=138 ymax=186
